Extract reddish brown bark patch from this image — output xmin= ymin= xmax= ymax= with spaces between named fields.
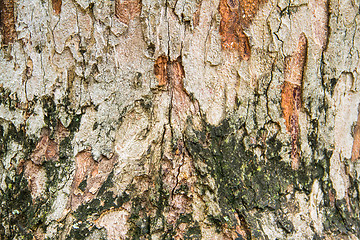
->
xmin=154 ymin=56 xmax=169 ymax=87
xmin=30 ymin=123 xmax=69 ymax=165
xmin=115 ymin=0 xmax=142 ymax=25
xmin=219 ymin=0 xmax=266 ymax=60
xmin=154 ymin=56 xmax=186 ymax=88
xmin=18 ymin=122 xmax=69 ymax=200
xmin=52 ymin=0 xmax=62 ymax=15
xmin=31 ymin=133 xmax=59 ymax=165
xmin=281 ymin=33 xmax=307 ymax=170
xmin=0 ymin=0 xmax=17 ymax=44
xmin=169 ymin=57 xmax=195 ymax=132
xmin=169 ymin=57 xmax=185 ymax=90
xmin=69 ymin=150 xmax=116 ymax=211
xmin=351 ymin=104 xmax=360 ymax=162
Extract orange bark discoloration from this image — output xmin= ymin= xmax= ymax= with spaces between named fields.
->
xmin=154 ymin=56 xmax=186 ymax=90
xmin=219 ymin=0 xmax=266 ymax=60
xmin=0 ymin=0 xmax=17 ymax=44
xmin=281 ymin=33 xmax=307 ymax=170
xmin=115 ymin=0 xmax=142 ymax=25
xmin=154 ymin=56 xmax=169 ymax=87
xmin=351 ymin=104 xmax=360 ymax=162
xmin=52 ymin=0 xmax=62 ymax=15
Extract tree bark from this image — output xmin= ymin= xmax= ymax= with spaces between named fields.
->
xmin=1 ymin=0 xmax=360 ymax=239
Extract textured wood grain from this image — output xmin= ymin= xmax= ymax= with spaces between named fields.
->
xmin=281 ymin=33 xmax=307 ymax=170
xmin=0 ymin=0 xmax=16 ymax=44
xmin=219 ymin=0 xmax=266 ymax=60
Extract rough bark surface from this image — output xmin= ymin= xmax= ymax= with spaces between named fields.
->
xmin=1 ymin=0 xmax=360 ymax=239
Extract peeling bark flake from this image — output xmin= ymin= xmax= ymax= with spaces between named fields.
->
xmin=69 ymin=150 xmax=115 ymax=211
xmin=52 ymin=0 xmax=62 ymax=15
xmin=30 ymin=124 xmax=69 ymax=165
xmin=219 ymin=0 xmax=266 ymax=60
xmin=0 ymin=0 xmax=16 ymax=44
xmin=115 ymin=0 xmax=142 ymax=25
xmin=154 ymin=56 xmax=168 ymax=87
xmin=30 ymin=128 xmax=61 ymax=165
xmin=351 ymin=104 xmax=360 ymax=162
xmin=281 ymin=33 xmax=307 ymax=170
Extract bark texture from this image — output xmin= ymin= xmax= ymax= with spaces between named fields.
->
xmin=1 ymin=0 xmax=360 ymax=239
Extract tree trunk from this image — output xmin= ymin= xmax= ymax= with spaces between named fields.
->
xmin=1 ymin=0 xmax=360 ymax=239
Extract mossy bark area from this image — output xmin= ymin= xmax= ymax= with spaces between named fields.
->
xmin=1 ymin=0 xmax=360 ymax=239
xmin=185 ymin=117 xmax=360 ymax=239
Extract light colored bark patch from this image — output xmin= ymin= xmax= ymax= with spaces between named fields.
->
xmin=309 ymin=0 xmax=329 ymax=50
xmin=333 ymin=72 xmax=360 ymax=160
xmin=331 ymin=72 xmax=360 ymax=199
xmin=95 ymin=208 xmax=130 ymax=240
